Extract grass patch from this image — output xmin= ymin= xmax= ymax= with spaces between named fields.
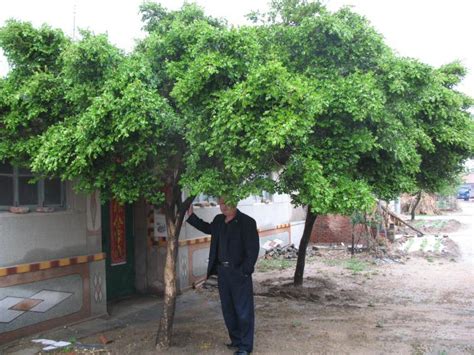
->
xmin=257 ymin=258 xmax=296 ymax=272
xmin=412 ymin=219 xmax=448 ymax=229
xmin=412 ymin=220 xmax=426 ymax=227
xmin=322 ymin=258 xmax=344 ymax=267
xmin=291 ymin=320 xmax=303 ymax=328
xmin=404 ymin=238 xmax=415 ymax=253
xmin=419 ymin=238 xmax=428 ymax=252
xmin=344 ymin=259 xmax=369 ymax=274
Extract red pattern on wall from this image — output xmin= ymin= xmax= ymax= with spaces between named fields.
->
xmin=110 ymin=200 xmax=126 ymax=265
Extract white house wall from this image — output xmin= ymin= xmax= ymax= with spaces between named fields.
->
xmin=0 ymin=185 xmax=107 ymax=344
xmin=0 ymin=183 xmax=103 ymax=267
xmin=139 ymin=193 xmax=306 ymax=294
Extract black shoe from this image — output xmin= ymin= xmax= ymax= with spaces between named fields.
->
xmin=234 ymin=351 xmax=250 ymax=355
xmin=226 ymin=343 xmax=239 ymax=349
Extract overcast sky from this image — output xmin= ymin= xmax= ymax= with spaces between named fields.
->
xmin=0 ymin=0 xmax=473 ymax=98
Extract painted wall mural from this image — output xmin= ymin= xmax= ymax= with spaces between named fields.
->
xmin=110 ymin=200 xmax=126 ymax=265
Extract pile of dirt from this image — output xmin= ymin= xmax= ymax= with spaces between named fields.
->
xmin=397 ymin=219 xmax=462 ymax=235
xmin=400 ymin=193 xmax=441 ymax=216
xmin=420 ymin=219 xmax=462 ymax=233
xmin=254 ymin=276 xmax=363 ymax=305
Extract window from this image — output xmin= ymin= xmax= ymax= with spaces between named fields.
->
xmin=253 ymin=191 xmax=272 ymax=203
xmin=194 ymin=193 xmax=218 ymax=206
xmin=0 ymin=162 xmax=64 ymax=210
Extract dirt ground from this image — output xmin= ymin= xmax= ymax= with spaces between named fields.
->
xmin=96 ymin=256 xmax=474 ymax=354
xmin=5 ymin=201 xmax=474 ymax=355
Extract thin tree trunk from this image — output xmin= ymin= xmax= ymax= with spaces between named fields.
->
xmin=155 ymin=184 xmax=193 ymax=349
xmin=293 ymin=207 xmax=317 ymax=287
xmin=378 ymin=201 xmax=388 ymax=239
xmin=156 ymin=207 xmax=178 ymax=349
xmin=351 ymin=225 xmax=355 ymax=256
xmin=411 ymin=191 xmax=422 ymax=221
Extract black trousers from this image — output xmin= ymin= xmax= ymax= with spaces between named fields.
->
xmin=217 ymin=265 xmax=255 ymax=352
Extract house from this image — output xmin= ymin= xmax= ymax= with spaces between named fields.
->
xmin=0 ymin=162 xmax=107 ymax=344
xmin=0 ymin=163 xmax=305 ymax=344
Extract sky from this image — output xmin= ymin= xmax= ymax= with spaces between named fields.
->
xmin=0 ymin=0 xmax=473 ymax=99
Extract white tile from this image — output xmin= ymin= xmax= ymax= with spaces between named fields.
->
xmin=28 ymin=290 xmax=72 ymax=312
xmin=0 ymin=297 xmax=25 ymax=322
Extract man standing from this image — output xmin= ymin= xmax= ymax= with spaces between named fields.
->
xmin=187 ymin=198 xmax=260 ymax=355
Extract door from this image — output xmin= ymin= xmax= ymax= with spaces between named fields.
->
xmin=102 ymin=200 xmax=135 ymax=300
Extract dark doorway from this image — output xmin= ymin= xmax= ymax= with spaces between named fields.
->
xmin=102 ymin=200 xmax=135 ymax=300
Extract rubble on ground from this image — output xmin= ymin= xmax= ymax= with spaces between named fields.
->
xmin=263 ymin=244 xmax=321 ymax=260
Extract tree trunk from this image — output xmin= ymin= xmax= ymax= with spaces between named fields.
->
xmin=155 ymin=208 xmax=179 ymax=349
xmin=351 ymin=225 xmax=355 ymax=256
xmin=293 ymin=207 xmax=317 ymax=286
xmin=411 ymin=191 xmax=422 ymax=221
xmin=155 ymin=185 xmax=193 ymax=349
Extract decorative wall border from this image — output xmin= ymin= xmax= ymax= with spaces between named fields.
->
xmin=0 ymin=253 xmax=105 ymax=278
xmin=271 ymin=223 xmax=291 ymax=231
xmin=151 ymin=236 xmax=212 ymax=247
xmin=150 ymin=223 xmax=292 ymax=248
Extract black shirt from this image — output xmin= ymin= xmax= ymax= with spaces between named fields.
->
xmin=186 ymin=210 xmax=260 ymax=278
xmin=218 ymin=217 xmax=237 ymax=262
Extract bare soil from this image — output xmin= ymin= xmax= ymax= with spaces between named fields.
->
xmin=74 ymin=246 xmax=474 ymax=355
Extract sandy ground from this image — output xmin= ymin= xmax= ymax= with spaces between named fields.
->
xmin=4 ymin=201 xmax=474 ymax=355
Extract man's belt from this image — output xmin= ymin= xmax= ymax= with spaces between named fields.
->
xmin=218 ymin=261 xmax=231 ymax=267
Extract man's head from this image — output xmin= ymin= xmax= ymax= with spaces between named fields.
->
xmin=218 ymin=197 xmax=237 ymax=217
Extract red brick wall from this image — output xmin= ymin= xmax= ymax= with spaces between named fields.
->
xmin=310 ymin=214 xmax=366 ymax=244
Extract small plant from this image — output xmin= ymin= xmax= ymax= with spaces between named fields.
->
xmin=345 ymin=259 xmax=369 ymax=274
xmin=419 ymin=238 xmax=428 ymax=252
xmin=433 ymin=238 xmax=442 ymax=253
xmin=291 ymin=321 xmax=302 ymax=328
xmin=257 ymin=258 xmax=295 ymax=272
xmin=322 ymin=258 xmax=343 ymax=267
xmin=426 ymin=256 xmax=434 ymax=263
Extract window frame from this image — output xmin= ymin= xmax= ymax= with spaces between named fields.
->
xmin=0 ymin=164 xmax=65 ymax=211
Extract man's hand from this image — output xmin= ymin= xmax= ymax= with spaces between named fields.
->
xmin=187 ymin=204 xmax=194 ymax=216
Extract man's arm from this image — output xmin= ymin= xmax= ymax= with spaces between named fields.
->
xmin=187 ymin=213 xmax=212 ymax=235
xmin=241 ymin=217 xmax=260 ymax=276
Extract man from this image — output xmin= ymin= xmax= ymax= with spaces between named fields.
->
xmin=187 ymin=197 xmax=260 ymax=355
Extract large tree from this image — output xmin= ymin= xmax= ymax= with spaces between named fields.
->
xmin=410 ymin=62 xmax=473 ymax=219
xmin=185 ymin=0 xmax=474 ymax=286
xmin=188 ymin=0 xmax=394 ymax=286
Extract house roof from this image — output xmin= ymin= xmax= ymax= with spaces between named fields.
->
xmin=462 ymin=173 xmax=474 ymax=184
